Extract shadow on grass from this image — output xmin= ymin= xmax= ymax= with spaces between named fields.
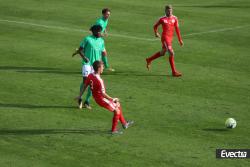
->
xmin=0 ymin=129 xmax=109 ymax=135
xmin=0 ymin=66 xmax=79 ymax=75
xmin=0 ymin=103 xmax=75 ymax=109
xmin=177 ymin=5 xmax=250 ymax=8
xmin=102 ymin=71 xmax=171 ymax=77
xmin=202 ymin=128 xmax=229 ymax=132
xmin=0 ymin=65 xmax=171 ymax=77
xmin=0 ymin=66 xmax=59 ymax=71
xmin=19 ymin=70 xmax=166 ymax=77
xmin=17 ymin=70 xmax=79 ymax=75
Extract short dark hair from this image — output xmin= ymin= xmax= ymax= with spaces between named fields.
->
xmin=165 ymin=5 xmax=172 ymax=10
xmin=90 ymin=25 xmax=102 ymax=33
xmin=102 ymin=8 xmax=111 ymax=14
xmin=93 ymin=61 xmax=103 ymax=72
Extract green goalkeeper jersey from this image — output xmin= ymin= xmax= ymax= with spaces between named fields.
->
xmin=95 ymin=17 xmax=108 ymax=33
xmin=80 ymin=35 xmax=105 ymax=65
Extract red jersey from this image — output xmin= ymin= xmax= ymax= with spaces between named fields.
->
xmin=85 ymin=73 xmax=106 ymax=102
xmin=154 ymin=15 xmax=182 ymax=42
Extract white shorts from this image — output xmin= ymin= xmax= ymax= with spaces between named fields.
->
xmin=82 ymin=65 xmax=93 ymax=77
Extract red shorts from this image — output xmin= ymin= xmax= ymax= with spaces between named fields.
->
xmin=96 ymin=98 xmax=119 ymax=112
xmin=161 ymin=37 xmax=173 ymax=53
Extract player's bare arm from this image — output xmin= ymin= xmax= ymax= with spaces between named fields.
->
xmin=72 ymin=48 xmax=80 ymax=57
xmin=153 ymin=20 xmax=161 ymax=38
xmin=79 ymin=50 xmax=89 ymax=63
xmin=174 ymin=24 xmax=184 ymax=46
xmin=155 ymin=32 xmax=161 ymax=38
xmin=72 ymin=47 xmax=89 ymax=63
xmin=102 ymin=92 xmax=119 ymax=102
xmin=102 ymin=92 xmax=113 ymax=100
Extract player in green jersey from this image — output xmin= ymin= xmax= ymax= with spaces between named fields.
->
xmin=72 ymin=25 xmax=105 ymax=109
xmin=95 ymin=8 xmax=115 ymax=72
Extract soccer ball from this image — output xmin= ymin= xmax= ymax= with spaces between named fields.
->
xmin=225 ymin=118 xmax=237 ymax=129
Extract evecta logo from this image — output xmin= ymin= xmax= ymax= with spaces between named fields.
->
xmin=216 ymin=149 xmax=250 ymax=159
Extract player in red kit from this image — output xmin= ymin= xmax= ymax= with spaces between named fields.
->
xmin=75 ymin=61 xmax=134 ymax=135
xmin=146 ymin=5 xmax=184 ymax=77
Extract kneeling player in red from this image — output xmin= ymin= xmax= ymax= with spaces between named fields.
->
xmin=75 ymin=61 xmax=133 ymax=135
xmin=146 ymin=5 xmax=184 ymax=77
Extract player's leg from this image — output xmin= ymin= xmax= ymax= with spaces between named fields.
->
xmin=78 ymin=65 xmax=92 ymax=109
xmin=166 ymin=44 xmax=182 ymax=77
xmin=84 ymin=87 xmax=92 ymax=109
xmin=96 ymin=99 xmax=133 ymax=134
xmin=79 ymin=77 xmax=84 ymax=93
xmin=97 ymin=99 xmax=122 ymax=133
xmin=102 ymin=49 xmax=115 ymax=72
xmin=112 ymin=101 xmax=126 ymax=125
xmin=118 ymin=105 xmax=134 ymax=129
xmin=112 ymin=106 xmax=134 ymax=132
xmin=83 ymin=65 xmax=93 ymax=109
xmin=80 ymin=65 xmax=90 ymax=93
xmin=78 ymin=65 xmax=88 ymax=109
xmin=78 ymin=76 xmax=86 ymax=109
xmin=111 ymin=109 xmax=120 ymax=133
xmin=97 ymin=99 xmax=121 ymax=132
xmin=146 ymin=38 xmax=167 ymax=70
xmin=113 ymin=101 xmax=133 ymax=128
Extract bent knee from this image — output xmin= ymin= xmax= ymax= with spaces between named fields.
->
xmin=160 ymin=49 xmax=166 ymax=56
xmin=168 ymin=50 xmax=174 ymax=56
xmin=114 ymin=109 xmax=121 ymax=114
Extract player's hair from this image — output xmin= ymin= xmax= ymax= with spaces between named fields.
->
xmin=90 ymin=25 xmax=102 ymax=33
xmin=93 ymin=60 xmax=104 ymax=72
xmin=102 ymin=8 xmax=111 ymax=14
xmin=165 ymin=5 xmax=172 ymax=10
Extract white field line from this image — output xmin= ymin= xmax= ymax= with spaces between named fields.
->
xmin=0 ymin=19 xmax=154 ymax=41
xmin=183 ymin=25 xmax=250 ymax=37
xmin=0 ymin=19 xmax=249 ymax=41
xmin=0 ymin=19 xmax=89 ymax=33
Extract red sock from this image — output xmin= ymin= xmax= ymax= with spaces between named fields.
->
xmin=147 ymin=52 xmax=162 ymax=63
xmin=169 ymin=55 xmax=176 ymax=73
xmin=112 ymin=112 xmax=120 ymax=132
xmin=118 ymin=107 xmax=126 ymax=125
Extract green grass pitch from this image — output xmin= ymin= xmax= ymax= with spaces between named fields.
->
xmin=0 ymin=0 xmax=250 ymax=166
